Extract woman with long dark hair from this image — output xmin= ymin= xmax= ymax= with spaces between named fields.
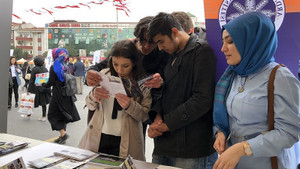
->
xmin=8 ymin=56 xmax=22 ymax=109
xmin=78 ymin=40 xmax=152 ymax=161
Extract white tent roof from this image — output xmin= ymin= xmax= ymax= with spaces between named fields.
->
xmin=16 ymin=58 xmax=27 ymax=64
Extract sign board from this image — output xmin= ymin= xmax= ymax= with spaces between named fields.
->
xmin=203 ymin=0 xmax=300 ymax=80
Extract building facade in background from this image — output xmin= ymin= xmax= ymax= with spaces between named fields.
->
xmin=46 ymin=20 xmax=137 ymax=57
xmin=11 ymin=22 xmax=48 ymax=58
xmin=11 ymin=13 xmax=204 ymax=59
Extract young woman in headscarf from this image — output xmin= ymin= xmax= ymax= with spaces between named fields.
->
xmin=43 ymin=48 xmax=80 ymax=144
xmin=213 ymin=12 xmax=299 ymax=169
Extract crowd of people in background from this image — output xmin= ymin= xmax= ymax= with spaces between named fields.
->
xmin=7 ymin=11 xmax=299 ymax=169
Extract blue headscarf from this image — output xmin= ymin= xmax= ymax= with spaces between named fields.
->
xmin=52 ymin=48 xmax=69 ymax=82
xmin=213 ymin=12 xmax=278 ymax=137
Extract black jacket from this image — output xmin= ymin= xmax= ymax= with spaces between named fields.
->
xmin=149 ymin=36 xmax=217 ymax=158
xmin=27 ymin=57 xmax=51 ymax=107
xmin=43 ymin=66 xmax=80 ymax=124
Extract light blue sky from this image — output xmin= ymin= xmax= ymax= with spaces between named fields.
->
xmin=12 ymin=0 xmax=205 ymax=27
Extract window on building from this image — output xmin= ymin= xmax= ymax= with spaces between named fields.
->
xmin=86 ymin=39 xmax=90 ymax=44
xmin=65 ymin=39 xmax=69 ymax=44
xmin=75 ymin=38 xmax=79 ymax=44
xmin=38 ymin=34 xmax=41 ymax=38
xmin=38 ymin=42 xmax=41 ymax=46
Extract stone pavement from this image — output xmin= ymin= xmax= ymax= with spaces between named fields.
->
xmin=7 ymin=82 xmax=154 ymax=162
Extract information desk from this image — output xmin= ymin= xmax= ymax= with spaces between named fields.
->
xmin=0 ymin=133 xmax=180 ymax=169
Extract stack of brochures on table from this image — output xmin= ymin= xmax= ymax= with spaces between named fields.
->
xmin=28 ymin=149 xmax=97 ymax=169
xmin=0 ymin=157 xmax=26 ymax=169
xmin=28 ymin=155 xmax=66 ymax=168
xmin=82 ymin=153 xmax=137 ymax=169
xmin=53 ymin=149 xmax=97 ymax=161
xmin=86 ymin=153 xmax=125 ymax=168
xmin=0 ymin=141 xmax=29 ymax=156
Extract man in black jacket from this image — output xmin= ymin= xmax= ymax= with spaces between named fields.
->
xmin=147 ymin=12 xmax=217 ymax=169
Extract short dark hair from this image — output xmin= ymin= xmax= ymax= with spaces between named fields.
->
xmin=147 ymin=12 xmax=183 ymax=41
xmin=108 ymin=40 xmax=145 ymax=81
xmin=133 ymin=16 xmax=154 ymax=42
xmin=194 ymin=27 xmax=199 ymax=33
xmin=171 ymin=11 xmax=194 ymax=34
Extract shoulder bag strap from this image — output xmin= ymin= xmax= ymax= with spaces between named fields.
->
xmin=25 ymin=66 xmax=28 ymax=74
xmin=268 ymin=64 xmax=285 ymax=169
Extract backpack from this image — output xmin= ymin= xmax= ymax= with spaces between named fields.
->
xmin=61 ymin=71 xmax=77 ymax=96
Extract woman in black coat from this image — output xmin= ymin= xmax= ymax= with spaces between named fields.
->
xmin=27 ymin=57 xmax=51 ymax=121
xmin=43 ymin=48 xmax=80 ymax=144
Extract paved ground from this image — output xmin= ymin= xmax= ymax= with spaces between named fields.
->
xmin=7 ymin=80 xmax=154 ymax=162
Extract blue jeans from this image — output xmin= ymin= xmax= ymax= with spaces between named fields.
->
xmin=153 ymin=153 xmax=217 ymax=169
xmin=205 ymin=152 xmax=218 ymax=169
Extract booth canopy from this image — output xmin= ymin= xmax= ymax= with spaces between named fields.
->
xmin=16 ymin=58 xmax=27 ymax=64
xmin=28 ymin=59 xmax=34 ymax=64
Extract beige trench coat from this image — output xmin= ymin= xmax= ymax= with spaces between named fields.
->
xmin=78 ymin=71 xmax=152 ymax=161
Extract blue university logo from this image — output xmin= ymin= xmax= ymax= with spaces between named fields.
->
xmin=219 ymin=0 xmax=285 ymax=30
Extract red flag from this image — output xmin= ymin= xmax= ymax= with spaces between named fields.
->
xmin=116 ymin=7 xmax=129 ymax=16
xmin=79 ymin=3 xmax=90 ymax=9
xmin=114 ymin=4 xmax=130 ymax=12
xmin=91 ymin=1 xmax=103 ymax=5
xmin=30 ymin=9 xmax=42 ymax=15
xmin=54 ymin=6 xmax=67 ymax=9
xmin=42 ymin=7 xmax=53 ymax=15
xmin=12 ymin=14 xmax=21 ymax=19
xmin=66 ymin=5 xmax=80 ymax=8
xmin=91 ymin=0 xmax=109 ymax=5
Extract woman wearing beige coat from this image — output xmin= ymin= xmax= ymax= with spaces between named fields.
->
xmin=78 ymin=40 xmax=152 ymax=161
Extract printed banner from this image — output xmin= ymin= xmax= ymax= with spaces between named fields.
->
xmin=204 ymin=0 xmax=300 ymax=80
xmin=45 ymin=50 xmax=53 ymax=71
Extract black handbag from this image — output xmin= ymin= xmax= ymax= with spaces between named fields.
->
xmin=9 ymin=76 xmax=13 ymax=88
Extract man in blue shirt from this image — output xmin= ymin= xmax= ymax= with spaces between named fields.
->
xmin=73 ymin=56 xmax=85 ymax=94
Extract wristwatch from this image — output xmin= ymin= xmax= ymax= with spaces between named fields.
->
xmin=243 ymin=141 xmax=253 ymax=156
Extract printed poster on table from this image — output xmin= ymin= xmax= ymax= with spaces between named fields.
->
xmin=203 ymin=0 xmax=300 ymax=80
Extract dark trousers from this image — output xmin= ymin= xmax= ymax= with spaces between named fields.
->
xmin=8 ymin=77 xmax=19 ymax=105
xmin=42 ymin=105 xmax=47 ymax=117
xmin=23 ymin=78 xmax=29 ymax=88
xmin=98 ymin=133 xmax=121 ymax=156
